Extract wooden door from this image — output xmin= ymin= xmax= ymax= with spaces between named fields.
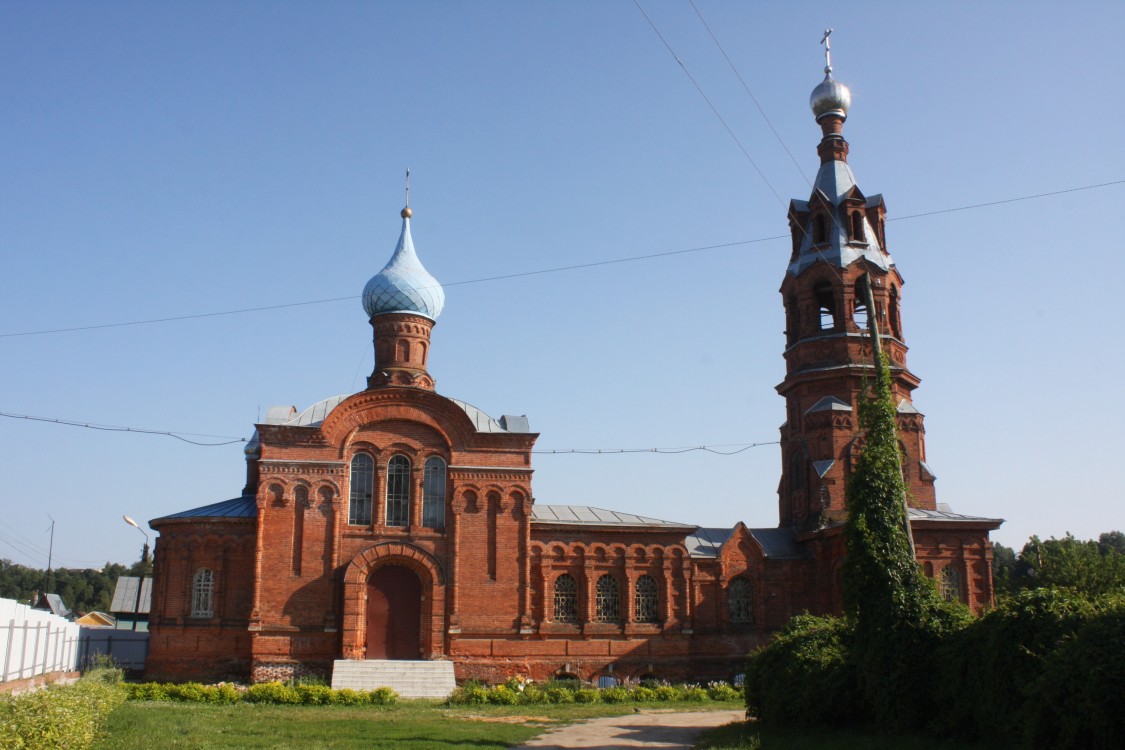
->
xmin=365 ymin=565 xmax=422 ymax=660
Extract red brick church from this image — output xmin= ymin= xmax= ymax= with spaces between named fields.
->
xmin=145 ymin=60 xmax=1001 ymax=685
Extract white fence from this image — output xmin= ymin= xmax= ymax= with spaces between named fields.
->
xmin=0 ymin=598 xmax=80 ymax=684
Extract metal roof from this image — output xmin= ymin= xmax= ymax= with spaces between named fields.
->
xmin=908 ymin=506 xmax=1002 ymax=524
xmin=531 ymin=505 xmax=694 ymax=529
xmin=153 ymin=495 xmax=258 ymax=522
xmin=110 ymin=576 xmax=152 ymax=614
xmin=684 ymin=526 xmax=813 ymax=560
xmin=787 ymin=159 xmax=894 ymax=277
xmin=806 ymin=396 xmax=852 ymax=414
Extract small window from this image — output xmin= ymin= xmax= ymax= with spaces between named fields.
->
xmin=727 ymin=577 xmax=754 ymax=623
xmin=595 ymin=575 xmax=621 ymax=623
xmin=815 ymin=282 xmax=837 ymax=331
xmin=422 ymin=457 xmax=446 ymax=528
xmin=192 ymin=568 xmax=214 ymax=618
xmin=349 ymin=454 xmax=374 ymax=525
xmin=851 ymin=211 xmax=865 ymax=241
xmin=554 ymin=574 xmax=578 ymax=623
xmin=889 ymin=287 xmax=902 ymax=339
xmin=634 ymin=575 xmax=659 ymax=623
xmin=386 ymin=455 xmax=411 ymax=527
xmin=813 ymin=214 xmax=828 ymax=244
xmin=940 ymin=566 xmax=962 ymax=603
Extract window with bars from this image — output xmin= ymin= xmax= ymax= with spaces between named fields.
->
xmin=385 ymin=455 xmax=411 ymax=527
xmin=633 ymin=574 xmax=659 ymax=623
xmin=192 ymin=568 xmax=214 ymax=618
xmin=727 ymin=577 xmax=754 ymax=623
xmin=595 ymin=574 xmax=621 ymax=623
xmin=348 ymin=453 xmax=373 ymax=525
xmin=422 ymin=456 xmax=446 ymax=529
xmin=553 ymin=574 xmax=578 ymax=623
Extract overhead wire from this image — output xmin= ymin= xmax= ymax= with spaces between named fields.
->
xmin=533 ymin=441 xmax=779 ymax=456
xmin=0 ymin=410 xmax=247 ymax=446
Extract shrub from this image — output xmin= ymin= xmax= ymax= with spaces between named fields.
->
xmin=330 ymin=688 xmax=366 ymax=706
xmin=245 ymin=681 xmax=300 ymax=704
xmin=630 ymin=686 xmax=657 ymax=702
xmin=451 ymin=681 xmax=489 ymax=705
xmin=746 ymin=614 xmax=861 ymax=727
xmin=1025 ymin=599 xmax=1125 ymax=750
xmin=521 ymin=684 xmax=547 ymax=704
xmin=707 ymin=682 xmax=741 ymax=701
xmin=573 ymin=688 xmax=601 ymax=704
xmin=933 ymin=587 xmax=1101 ymax=743
xmin=653 ymin=685 xmax=679 ymax=701
xmin=679 ymin=685 xmax=708 ymax=702
xmin=0 ymin=669 xmax=125 ymax=750
xmin=601 ymin=686 xmax=630 ymax=703
xmin=295 ymin=684 xmax=333 ymax=705
xmin=543 ymin=685 xmax=575 ymax=704
xmin=125 ymin=682 xmax=170 ymax=701
xmin=487 ymin=686 xmax=520 ymax=705
xmin=164 ymin=682 xmax=209 ymax=702
xmin=365 ymin=686 xmax=397 ymax=705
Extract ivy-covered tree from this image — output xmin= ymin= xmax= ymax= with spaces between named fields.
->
xmin=842 ymin=348 xmax=968 ymax=730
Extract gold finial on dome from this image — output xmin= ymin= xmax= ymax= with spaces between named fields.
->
xmin=401 ymin=168 xmax=412 ymax=219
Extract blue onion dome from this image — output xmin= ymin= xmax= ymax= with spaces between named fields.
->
xmin=361 ymin=206 xmax=445 ymax=320
xmin=810 ymin=71 xmax=852 ymax=121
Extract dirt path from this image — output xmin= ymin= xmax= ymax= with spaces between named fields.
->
xmin=509 ymin=709 xmax=744 ymax=749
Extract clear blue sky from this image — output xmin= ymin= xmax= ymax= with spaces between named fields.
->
xmin=2 ymin=1 xmax=1122 ymax=572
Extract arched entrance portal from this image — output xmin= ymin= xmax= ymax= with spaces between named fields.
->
xmin=366 ymin=564 xmax=422 ymax=660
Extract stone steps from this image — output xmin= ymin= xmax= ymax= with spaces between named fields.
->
xmin=330 ymin=659 xmax=457 ymax=699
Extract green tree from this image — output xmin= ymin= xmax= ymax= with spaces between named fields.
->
xmin=1013 ymin=534 xmax=1125 ymax=595
xmin=842 ymin=348 xmax=967 ymax=731
xmin=1098 ymin=530 xmax=1125 ymax=556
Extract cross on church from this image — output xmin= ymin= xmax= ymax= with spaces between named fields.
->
xmin=820 ymin=28 xmax=833 ymax=72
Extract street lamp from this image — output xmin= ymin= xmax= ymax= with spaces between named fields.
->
xmin=122 ymin=515 xmax=150 ymax=632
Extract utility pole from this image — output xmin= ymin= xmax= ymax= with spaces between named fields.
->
xmin=859 ymin=273 xmax=916 ymax=558
xmin=44 ymin=516 xmax=55 ymax=595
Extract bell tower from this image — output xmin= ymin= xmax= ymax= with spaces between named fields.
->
xmin=777 ymin=38 xmax=936 ymax=531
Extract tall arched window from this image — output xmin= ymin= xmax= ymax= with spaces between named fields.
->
xmin=940 ymin=566 xmax=962 ymax=603
xmin=192 ymin=568 xmax=214 ymax=618
xmin=634 ymin=574 xmax=659 ymax=623
xmin=595 ymin=574 xmax=621 ymax=623
xmin=385 ymin=455 xmax=411 ymax=527
xmin=292 ymin=485 xmax=308 ymax=576
xmin=814 ymin=281 xmax=837 ymax=331
xmin=727 ymin=577 xmax=754 ymax=623
xmin=349 ymin=453 xmax=374 ymax=525
xmin=422 ymin=456 xmax=446 ymax=529
xmin=554 ymin=574 xmax=578 ymax=623
xmin=889 ymin=286 xmax=902 ymax=339
xmin=853 ymin=279 xmax=869 ymax=330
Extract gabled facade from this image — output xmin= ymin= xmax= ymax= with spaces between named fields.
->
xmin=145 ymin=58 xmax=1001 ymax=686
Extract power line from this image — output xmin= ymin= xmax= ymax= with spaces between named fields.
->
xmin=0 ymin=410 xmax=247 ymax=446
xmin=534 ymin=440 xmax=778 ymax=456
xmin=0 ymin=178 xmax=1121 ymax=341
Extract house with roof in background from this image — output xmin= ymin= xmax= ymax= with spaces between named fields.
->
xmin=144 ymin=60 xmax=1000 ymax=692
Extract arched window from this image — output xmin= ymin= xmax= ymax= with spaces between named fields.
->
xmin=814 ymin=282 xmax=837 ymax=331
xmin=386 ymin=455 xmax=411 ymax=527
xmin=554 ymin=574 xmax=578 ymax=623
xmin=813 ymin=214 xmax=828 ymax=244
xmin=786 ymin=293 xmax=800 ymax=344
xmin=853 ymin=279 xmax=869 ymax=331
xmin=597 ymin=674 xmax=620 ymax=688
xmin=348 ymin=453 xmax=374 ymax=525
xmin=634 ymin=574 xmax=659 ymax=623
xmin=940 ymin=566 xmax=962 ymax=603
xmin=889 ymin=286 xmax=902 ymax=339
xmin=851 ymin=211 xmax=865 ymax=241
xmin=192 ymin=568 xmax=214 ymax=618
xmin=292 ymin=485 xmax=308 ymax=576
xmin=595 ymin=574 xmax=621 ymax=623
xmin=397 ymin=339 xmax=410 ymax=362
xmin=422 ymin=457 xmax=446 ymax=529
xmin=727 ymin=577 xmax=754 ymax=623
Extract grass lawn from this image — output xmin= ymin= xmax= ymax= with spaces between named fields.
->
xmin=697 ymin=720 xmax=995 ymax=750
xmin=94 ymin=699 xmax=742 ymax=750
